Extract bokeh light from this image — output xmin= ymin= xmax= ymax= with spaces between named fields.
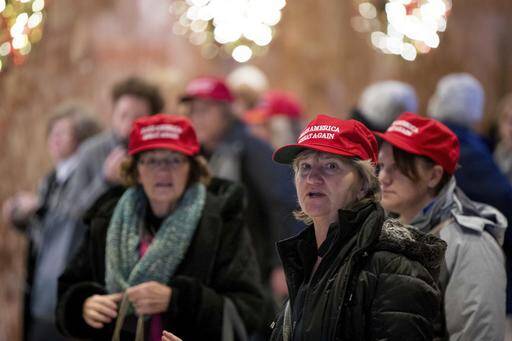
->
xmin=171 ymin=0 xmax=286 ymax=62
xmin=0 ymin=0 xmax=46 ymax=72
xmin=352 ymin=0 xmax=451 ymax=61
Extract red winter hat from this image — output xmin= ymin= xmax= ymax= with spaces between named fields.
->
xmin=180 ymin=76 xmax=234 ymax=103
xmin=375 ymin=112 xmax=460 ymax=174
xmin=273 ymin=114 xmax=378 ymax=164
xmin=128 ymin=114 xmax=200 ymax=156
xmin=258 ymin=90 xmax=302 ymax=119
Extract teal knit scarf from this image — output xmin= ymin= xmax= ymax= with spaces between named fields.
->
xmin=105 ymin=183 xmax=206 ymax=293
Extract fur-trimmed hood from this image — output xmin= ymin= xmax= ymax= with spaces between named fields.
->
xmin=376 ymin=219 xmax=447 ymax=279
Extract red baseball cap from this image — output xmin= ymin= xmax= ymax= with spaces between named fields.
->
xmin=375 ymin=112 xmax=460 ymax=174
xmin=128 ymin=114 xmax=200 ymax=156
xmin=273 ymin=114 xmax=378 ymax=164
xmin=180 ymin=76 xmax=234 ymax=103
xmin=258 ymin=90 xmax=302 ymax=119
xmin=243 ymin=91 xmax=302 ymax=125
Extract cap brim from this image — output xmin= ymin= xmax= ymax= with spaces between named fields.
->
xmin=374 ymin=131 xmax=423 ymax=156
xmin=272 ymin=143 xmax=361 ymax=164
xmin=179 ymin=95 xmax=194 ymax=103
xmin=179 ymin=94 xmax=234 ymax=103
xmin=129 ymin=143 xmax=198 ymax=156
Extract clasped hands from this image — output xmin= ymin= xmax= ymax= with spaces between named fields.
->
xmin=82 ymin=281 xmax=172 ymax=329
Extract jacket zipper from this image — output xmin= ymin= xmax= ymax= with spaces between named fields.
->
xmin=332 ymin=249 xmax=368 ymax=338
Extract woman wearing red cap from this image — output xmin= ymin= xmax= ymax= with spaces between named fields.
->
xmin=56 ymin=114 xmax=264 ymax=340
xmin=270 ymin=114 xmax=445 ymax=340
xmin=243 ymin=90 xmax=304 ymax=150
xmin=377 ymin=112 xmax=506 ymax=340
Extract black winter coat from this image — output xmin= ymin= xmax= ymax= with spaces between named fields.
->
xmin=270 ymin=202 xmax=446 ymax=341
xmin=56 ymin=178 xmax=265 ymax=340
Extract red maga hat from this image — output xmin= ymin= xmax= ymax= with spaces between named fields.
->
xmin=180 ymin=76 xmax=234 ymax=103
xmin=258 ymin=90 xmax=302 ymax=119
xmin=128 ymin=114 xmax=200 ymax=156
xmin=375 ymin=112 xmax=460 ymax=174
xmin=273 ymin=114 xmax=378 ymax=164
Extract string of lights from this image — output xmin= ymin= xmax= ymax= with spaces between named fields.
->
xmin=351 ymin=0 xmax=451 ymax=61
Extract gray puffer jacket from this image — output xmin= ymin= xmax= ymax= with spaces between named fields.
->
xmin=410 ymin=178 xmax=507 ymax=341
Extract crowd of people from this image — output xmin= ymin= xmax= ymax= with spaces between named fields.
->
xmin=2 ymin=70 xmax=511 ymax=341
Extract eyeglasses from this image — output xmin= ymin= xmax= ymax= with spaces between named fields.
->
xmin=138 ymin=155 xmax=188 ymax=170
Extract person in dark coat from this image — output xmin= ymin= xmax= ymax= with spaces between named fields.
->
xmin=179 ymin=76 xmax=302 ymax=337
xmin=56 ymin=114 xmax=264 ymax=341
xmin=269 ymin=114 xmax=446 ymax=340
xmin=2 ymin=103 xmax=100 ymax=341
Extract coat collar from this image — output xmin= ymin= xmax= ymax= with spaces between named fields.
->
xmin=410 ymin=177 xmax=507 ymax=245
xmin=277 ymin=201 xmax=385 ymax=299
xmin=278 ymin=201 xmax=385 ymax=258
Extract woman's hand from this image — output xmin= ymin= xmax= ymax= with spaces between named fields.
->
xmin=82 ymin=293 xmax=123 ymax=329
xmin=126 ymin=281 xmax=172 ymax=315
xmin=162 ymin=330 xmax=182 ymax=341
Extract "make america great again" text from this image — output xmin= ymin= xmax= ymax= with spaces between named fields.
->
xmin=298 ymin=125 xmax=340 ymax=143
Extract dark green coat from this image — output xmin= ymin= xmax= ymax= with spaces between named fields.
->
xmin=271 ymin=202 xmax=446 ymax=341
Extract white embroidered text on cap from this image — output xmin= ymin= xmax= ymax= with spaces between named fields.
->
xmin=141 ymin=124 xmax=183 ymax=141
xmin=387 ymin=120 xmax=419 ymax=137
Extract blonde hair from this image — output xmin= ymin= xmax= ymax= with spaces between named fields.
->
xmin=291 ymin=150 xmax=381 ymax=225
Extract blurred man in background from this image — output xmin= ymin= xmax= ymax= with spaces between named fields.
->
xmin=2 ymin=103 xmax=100 ymax=341
xmin=65 ymin=76 xmax=164 ymax=217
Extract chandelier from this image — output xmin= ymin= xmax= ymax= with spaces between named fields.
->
xmin=170 ymin=0 xmax=286 ymax=63
xmin=351 ymin=0 xmax=451 ymax=61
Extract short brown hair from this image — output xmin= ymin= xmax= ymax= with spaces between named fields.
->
xmin=121 ymin=153 xmax=212 ymax=188
xmin=391 ymin=146 xmax=451 ymax=195
xmin=112 ymin=77 xmax=165 ymax=115
xmin=291 ymin=150 xmax=381 ymax=225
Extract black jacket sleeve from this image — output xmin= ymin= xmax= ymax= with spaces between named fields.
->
xmin=55 ymin=226 xmax=111 ymax=339
xmin=365 ymin=251 xmax=441 ymax=341
xmin=55 ymin=188 xmax=123 ymax=339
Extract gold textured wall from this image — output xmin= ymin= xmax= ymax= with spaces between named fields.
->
xmin=1 ymin=0 xmax=511 ymax=338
